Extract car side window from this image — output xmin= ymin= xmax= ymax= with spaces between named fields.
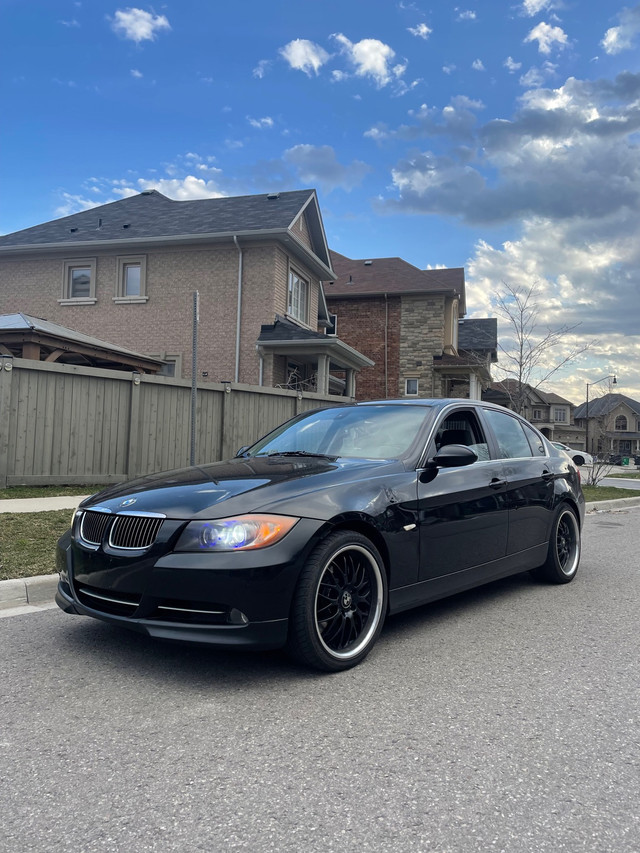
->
xmin=433 ymin=411 xmax=489 ymax=461
xmin=483 ymin=409 xmax=533 ymax=459
xmin=522 ymin=423 xmax=547 ymax=457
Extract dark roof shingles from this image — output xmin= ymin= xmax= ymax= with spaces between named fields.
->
xmin=0 ymin=190 xmax=316 ymax=248
xmin=325 ymin=250 xmax=464 ymax=297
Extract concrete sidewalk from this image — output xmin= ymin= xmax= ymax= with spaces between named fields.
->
xmin=2 ymin=494 xmax=640 ymax=614
xmin=0 ymin=495 xmax=90 ymax=514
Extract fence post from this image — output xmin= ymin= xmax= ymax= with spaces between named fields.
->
xmin=126 ymin=373 xmax=142 ymax=479
xmin=0 ymin=357 xmax=14 ymax=488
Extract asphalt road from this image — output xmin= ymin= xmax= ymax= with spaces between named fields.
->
xmin=1 ymin=508 xmax=639 ymax=853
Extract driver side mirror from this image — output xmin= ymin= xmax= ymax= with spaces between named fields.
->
xmin=419 ymin=444 xmax=478 ymax=482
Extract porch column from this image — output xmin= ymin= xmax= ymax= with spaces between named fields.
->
xmin=316 ymin=354 xmax=330 ymax=395
xmin=345 ymin=369 xmax=356 ymax=398
xmin=468 ymin=373 xmax=480 ymax=400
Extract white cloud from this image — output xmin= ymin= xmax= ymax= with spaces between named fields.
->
xmin=601 ymin=5 xmax=640 ymax=54
xmin=137 ymin=176 xmax=225 ymax=199
xmin=407 ymin=23 xmax=432 ymax=39
xmin=472 ymin=59 xmax=485 ymax=71
xmin=130 ymin=69 xmax=143 ymax=78
xmin=111 ymin=8 xmax=170 ymax=43
xmin=253 ymin=59 xmax=271 ymax=79
xmin=520 ymin=0 xmax=555 ymax=16
xmin=283 ymin=144 xmax=370 ymax=192
xmin=519 ymin=60 xmax=557 ymax=87
xmin=247 ymin=116 xmax=274 ymax=129
xmin=466 ymin=215 xmax=640 ymax=398
xmin=456 ymin=10 xmax=477 ymax=21
xmin=524 ymin=21 xmax=568 ymax=53
xmin=332 ymin=33 xmax=404 ymax=88
xmin=504 ymin=56 xmax=522 ymax=73
xmin=279 ymin=39 xmax=329 ymax=76
xmin=59 ymin=18 xmax=80 ymax=27
xmin=443 ymin=64 xmax=456 ymax=74
xmin=55 ymin=192 xmax=104 ymax=217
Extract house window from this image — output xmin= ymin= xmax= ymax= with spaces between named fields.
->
xmin=532 ymin=408 xmax=543 ymax=420
xmin=148 ymin=352 xmax=182 ymax=378
xmin=405 ymin=378 xmax=419 ymax=396
xmin=327 ymin=313 xmax=338 ymax=336
xmin=60 ymin=258 xmax=97 ymax=303
xmin=553 ymin=408 xmax=567 ymax=422
xmin=115 ymin=256 xmax=148 ymax=303
xmin=615 ymin=415 xmax=628 ymax=431
xmin=288 ymin=269 xmax=309 ymax=324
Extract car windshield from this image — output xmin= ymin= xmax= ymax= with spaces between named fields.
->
xmin=248 ymin=404 xmax=432 ymax=460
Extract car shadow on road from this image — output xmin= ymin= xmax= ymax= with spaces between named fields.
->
xmin=52 ymin=569 xmax=542 ymax=688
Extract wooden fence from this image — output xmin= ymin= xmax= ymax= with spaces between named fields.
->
xmin=0 ymin=356 xmax=346 ymax=487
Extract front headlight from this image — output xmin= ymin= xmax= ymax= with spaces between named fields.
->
xmin=175 ymin=514 xmax=300 ymax=552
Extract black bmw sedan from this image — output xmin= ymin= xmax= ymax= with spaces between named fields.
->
xmin=56 ymin=399 xmax=584 ymax=671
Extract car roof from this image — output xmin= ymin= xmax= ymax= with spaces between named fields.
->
xmin=356 ymin=398 xmax=518 ymax=415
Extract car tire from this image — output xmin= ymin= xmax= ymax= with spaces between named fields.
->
xmin=573 ymin=455 xmax=585 ymax=466
xmin=286 ymin=530 xmax=388 ymax=672
xmin=531 ymin=504 xmax=581 ymax=584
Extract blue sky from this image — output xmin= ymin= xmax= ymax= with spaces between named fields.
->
xmin=2 ymin=0 xmax=640 ymax=402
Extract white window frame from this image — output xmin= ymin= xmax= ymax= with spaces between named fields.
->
xmin=287 ymin=268 xmax=309 ymax=324
xmin=405 ymin=378 xmax=419 ymax=396
xmin=553 ymin=408 xmax=567 ymax=423
xmin=532 ymin=408 xmax=543 ymax=420
xmin=114 ymin=255 xmax=148 ymax=303
xmin=60 ymin=258 xmax=97 ymax=304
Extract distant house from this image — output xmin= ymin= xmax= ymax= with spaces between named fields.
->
xmin=0 ymin=190 xmax=372 ymax=396
xmin=323 ymin=251 xmax=496 ymax=401
xmin=574 ymin=393 xmax=640 ymax=458
xmin=483 ymin=380 xmax=585 ymax=447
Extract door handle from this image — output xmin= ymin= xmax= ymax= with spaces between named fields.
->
xmin=489 ymin=478 xmax=506 ymax=489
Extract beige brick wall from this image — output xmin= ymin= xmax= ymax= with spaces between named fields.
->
xmin=0 ymin=240 xmax=322 ymax=384
xmin=291 ymin=212 xmax=313 ymax=251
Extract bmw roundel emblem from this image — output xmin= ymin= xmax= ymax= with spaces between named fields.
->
xmin=120 ymin=498 xmax=137 ymax=507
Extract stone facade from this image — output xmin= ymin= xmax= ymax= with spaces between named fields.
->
xmin=398 ymin=294 xmax=446 ymax=398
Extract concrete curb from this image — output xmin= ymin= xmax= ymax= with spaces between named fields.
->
xmin=0 ymin=574 xmax=58 ymax=610
xmin=2 ymin=497 xmax=640 ymax=612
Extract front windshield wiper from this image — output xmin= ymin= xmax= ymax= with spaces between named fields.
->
xmin=265 ymin=450 xmax=338 ymax=460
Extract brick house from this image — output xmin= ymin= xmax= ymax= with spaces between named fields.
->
xmin=324 ymin=251 xmax=497 ymax=401
xmin=0 ymin=190 xmax=372 ymax=395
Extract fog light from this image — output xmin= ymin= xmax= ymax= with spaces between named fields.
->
xmin=228 ymin=608 xmax=249 ymax=625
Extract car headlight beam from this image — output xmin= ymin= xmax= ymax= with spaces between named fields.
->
xmin=175 ymin=514 xmax=299 ymax=552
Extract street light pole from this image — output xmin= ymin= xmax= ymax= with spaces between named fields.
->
xmin=585 ymin=374 xmax=617 ymax=457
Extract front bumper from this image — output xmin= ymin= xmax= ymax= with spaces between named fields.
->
xmin=55 ymin=582 xmax=289 ymax=649
xmin=55 ymin=517 xmax=326 ymax=651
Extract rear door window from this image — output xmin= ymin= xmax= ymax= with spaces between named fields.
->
xmin=483 ymin=409 xmax=533 ymax=459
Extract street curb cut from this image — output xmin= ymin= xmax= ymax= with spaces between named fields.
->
xmin=0 ymin=574 xmax=58 ymax=610
xmin=2 ymin=497 xmax=640 ymax=611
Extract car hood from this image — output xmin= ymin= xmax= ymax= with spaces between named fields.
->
xmin=80 ymin=455 xmax=406 ymax=520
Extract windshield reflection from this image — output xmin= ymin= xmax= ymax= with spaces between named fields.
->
xmin=249 ymin=405 xmax=432 ymax=460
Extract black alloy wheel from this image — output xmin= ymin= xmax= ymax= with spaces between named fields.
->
xmin=532 ymin=504 xmax=581 ymax=584
xmin=287 ymin=530 xmax=388 ymax=672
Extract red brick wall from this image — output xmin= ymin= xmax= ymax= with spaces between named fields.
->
xmin=325 ymin=295 xmax=401 ymax=401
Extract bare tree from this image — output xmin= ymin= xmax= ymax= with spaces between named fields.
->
xmin=492 ymin=280 xmax=593 ymax=414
